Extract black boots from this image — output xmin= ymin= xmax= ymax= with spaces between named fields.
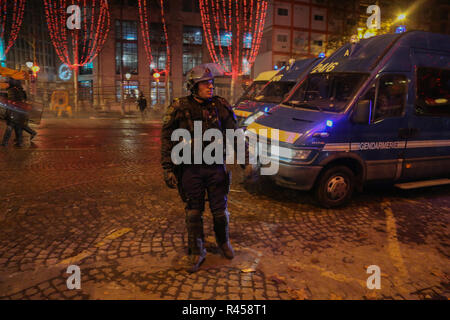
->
xmin=2 ymin=125 xmax=24 ymax=147
xmin=185 ymin=209 xmax=206 ymax=273
xmin=219 ymin=241 xmax=235 ymax=260
xmin=213 ymin=210 xmax=235 ymax=260
xmin=1 ymin=126 xmax=13 ymax=146
xmin=186 ymin=239 xmax=206 ymax=273
xmin=184 ymin=209 xmax=234 ymax=273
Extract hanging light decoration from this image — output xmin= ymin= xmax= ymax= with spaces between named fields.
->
xmin=137 ymin=0 xmax=170 ymax=75
xmin=0 ymin=0 xmax=26 ymax=59
xmin=199 ymin=0 xmax=268 ymax=77
xmin=44 ymin=0 xmax=110 ymax=112
xmin=159 ymin=0 xmax=170 ymax=76
xmin=199 ymin=0 xmax=268 ymax=101
xmin=43 ymin=0 xmax=110 ymax=70
xmin=138 ymin=0 xmax=153 ymax=70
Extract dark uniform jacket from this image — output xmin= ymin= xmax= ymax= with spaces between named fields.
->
xmin=7 ymin=86 xmax=27 ymax=102
xmin=161 ymin=95 xmax=242 ymax=172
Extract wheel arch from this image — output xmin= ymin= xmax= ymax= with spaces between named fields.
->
xmin=317 ymin=153 xmax=366 ymax=191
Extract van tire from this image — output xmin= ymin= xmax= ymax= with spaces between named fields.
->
xmin=314 ymin=166 xmax=355 ymax=208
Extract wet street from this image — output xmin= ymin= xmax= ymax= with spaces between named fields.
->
xmin=0 ymin=118 xmax=448 ymax=300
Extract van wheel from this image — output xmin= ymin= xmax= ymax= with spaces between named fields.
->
xmin=314 ymin=166 xmax=355 ymax=208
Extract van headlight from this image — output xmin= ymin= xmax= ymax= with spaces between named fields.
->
xmin=244 ymin=111 xmax=264 ymax=126
xmin=270 ymin=146 xmax=312 ymax=161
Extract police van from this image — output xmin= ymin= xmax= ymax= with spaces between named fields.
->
xmin=234 ymin=58 xmax=322 ymax=128
xmin=247 ymin=31 xmax=450 ymax=207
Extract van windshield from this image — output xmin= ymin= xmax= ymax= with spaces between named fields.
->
xmin=254 ymin=81 xmax=296 ymax=103
xmin=284 ymin=73 xmax=368 ymax=112
xmin=239 ymin=81 xmax=266 ymax=101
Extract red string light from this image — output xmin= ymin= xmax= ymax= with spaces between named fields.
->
xmin=199 ymin=0 xmax=268 ymax=77
xmin=0 ymin=0 xmax=26 ymax=59
xmin=138 ymin=0 xmax=170 ymax=75
xmin=43 ymin=0 xmax=110 ymax=69
xmin=201 ymin=0 xmax=219 ymax=66
xmin=159 ymin=0 xmax=170 ymax=76
xmin=138 ymin=0 xmax=153 ymax=70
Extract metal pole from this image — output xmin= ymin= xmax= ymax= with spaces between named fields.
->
xmin=165 ymin=71 xmax=170 ymax=107
xmin=73 ymin=29 xmax=79 ymax=114
xmin=230 ymin=73 xmax=236 ymax=105
xmin=156 ymin=79 xmax=160 ymax=108
xmin=74 ymin=66 xmax=78 ymax=114
xmin=120 ymin=0 xmax=125 ymax=115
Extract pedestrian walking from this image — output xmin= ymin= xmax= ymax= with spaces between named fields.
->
xmin=1 ymin=78 xmax=31 ymax=147
xmin=137 ymin=92 xmax=147 ymax=120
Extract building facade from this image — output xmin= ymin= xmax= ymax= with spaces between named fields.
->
xmin=254 ymin=0 xmax=360 ymax=75
xmin=90 ymin=0 xmax=222 ymax=111
xmin=3 ymin=0 xmax=219 ymax=111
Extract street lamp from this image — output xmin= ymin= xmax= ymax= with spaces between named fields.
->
xmin=31 ymin=65 xmax=40 ymax=74
xmin=397 ymin=13 xmax=406 ymax=21
xmin=153 ymin=71 xmax=161 ymax=107
xmin=125 ymin=73 xmax=131 ymax=112
xmin=25 ymin=62 xmax=40 ymax=95
xmin=395 ymin=13 xmax=407 ymax=34
xmin=125 ymin=72 xmax=131 ymax=96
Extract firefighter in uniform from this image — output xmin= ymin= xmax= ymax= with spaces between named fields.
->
xmin=161 ymin=66 xmax=247 ymax=273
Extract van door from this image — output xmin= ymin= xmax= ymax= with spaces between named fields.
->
xmin=401 ymin=67 xmax=450 ymax=180
xmin=350 ymin=74 xmax=409 ymax=181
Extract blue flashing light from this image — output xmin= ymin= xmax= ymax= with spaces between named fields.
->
xmin=264 ymin=106 xmax=270 ymax=112
xmin=274 ymin=65 xmax=278 ymax=70
xmin=395 ymin=25 xmax=406 ymax=34
xmin=318 ymin=52 xmax=326 ymax=58
xmin=326 ymin=120 xmax=333 ymax=128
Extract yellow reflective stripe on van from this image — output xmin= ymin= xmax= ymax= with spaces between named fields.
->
xmin=246 ymin=122 xmax=302 ymax=144
xmin=234 ymin=110 xmax=252 ymax=118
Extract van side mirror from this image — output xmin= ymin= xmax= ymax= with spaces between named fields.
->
xmin=351 ymin=100 xmax=372 ymax=124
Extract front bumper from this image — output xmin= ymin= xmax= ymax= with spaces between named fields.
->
xmin=263 ymin=161 xmax=322 ymax=191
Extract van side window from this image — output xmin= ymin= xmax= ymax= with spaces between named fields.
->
xmin=416 ymin=68 xmax=450 ymax=116
xmin=374 ymin=75 xmax=408 ymax=121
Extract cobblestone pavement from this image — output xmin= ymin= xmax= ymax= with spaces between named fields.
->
xmin=0 ymin=119 xmax=448 ymax=300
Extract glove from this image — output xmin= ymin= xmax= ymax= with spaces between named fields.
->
xmin=164 ymin=170 xmax=177 ymax=189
